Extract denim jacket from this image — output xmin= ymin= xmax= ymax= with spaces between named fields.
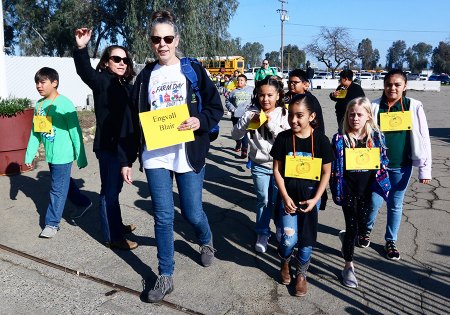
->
xmin=330 ymin=131 xmax=391 ymax=206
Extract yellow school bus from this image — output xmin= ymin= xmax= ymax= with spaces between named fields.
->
xmin=198 ymin=56 xmax=245 ymax=76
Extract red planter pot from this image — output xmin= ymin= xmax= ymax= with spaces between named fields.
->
xmin=0 ymin=108 xmax=35 ymax=176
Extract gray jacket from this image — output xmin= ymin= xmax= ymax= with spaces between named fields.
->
xmin=225 ymin=85 xmax=254 ymax=118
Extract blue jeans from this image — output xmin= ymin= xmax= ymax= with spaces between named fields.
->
xmin=367 ymin=166 xmax=413 ymax=242
xmin=145 ymin=167 xmax=212 ymax=276
xmin=231 ymin=117 xmax=249 ymax=150
xmin=251 ymin=163 xmax=278 ymax=236
xmin=45 ymin=162 xmax=89 ymax=228
xmin=96 ymin=151 xmax=124 ymax=243
xmin=278 ymin=198 xmax=321 ymax=264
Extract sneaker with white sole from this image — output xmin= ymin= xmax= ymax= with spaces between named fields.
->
xmin=255 ymin=234 xmax=269 ymax=253
xmin=39 ymin=225 xmax=59 ymax=238
xmin=385 ymin=240 xmax=401 ymax=260
xmin=342 ymin=267 xmax=358 ymax=288
xmin=357 ymin=231 xmax=371 ymax=248
xmin=71 ymin=201 xmax=93 ymax=219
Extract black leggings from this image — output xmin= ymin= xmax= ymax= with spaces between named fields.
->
xmin=341 ymin=194 xmax=371 ymax=262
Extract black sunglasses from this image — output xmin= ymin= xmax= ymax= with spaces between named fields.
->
xmin=109 ymin=56 xmax=131 ymax=64
xmin=150 ymin=36 xmax=175 ymax=44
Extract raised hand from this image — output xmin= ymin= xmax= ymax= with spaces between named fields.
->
xmin=74 ymin=28 xmax=92 ymax=49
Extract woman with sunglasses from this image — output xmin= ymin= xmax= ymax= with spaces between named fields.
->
xmin=73 ymin=28 xmax=137 ymax=250
xmin=119 ymin=10 xmax=223 ymax=303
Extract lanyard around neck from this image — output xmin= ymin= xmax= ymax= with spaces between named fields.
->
xmin=36 ymin=94 xmax=59 ymax=117
xmin=292 ymin=126 xmax=314 ymax=159
xmin=387 ymin=97 xmax=404 ymax=113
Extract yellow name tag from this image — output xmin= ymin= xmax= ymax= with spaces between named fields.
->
xmin=285 ymin=156 xmax=322 ymax=181
xmin=33 ymin=116 xmax=52 ymax=133
xmin=139 ymin=104 xmax=194 ymax=151
xmin=379 ymin=111 xmax=412 ymax=131
xmin=247 ymin=111 xmax=267 ymax=130
xmin=345 ymin=148 xmax=380 ymax=170
xmin=335 ymin=89 xmax=348 ymax=99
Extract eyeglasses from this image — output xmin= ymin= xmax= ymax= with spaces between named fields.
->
xmin=288 ymin=80 xmax=302 ymax=85
xmin=150 ymin=36 xmax=175 ymax=44
xmin=262 ymin=63 xmax=269 ymax=65
xmin=109 ymin=56 xmax=131 ymax=64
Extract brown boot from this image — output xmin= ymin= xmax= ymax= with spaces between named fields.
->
xmin=295 ymin=274 xmax=307 ymax=297
xmin=109 ymin=239 xmax=138 ymax=250
xmin=280 ymin=258 xmax=291 ymax=285
xmin=294 ymin=258 xmax=310 ymax=297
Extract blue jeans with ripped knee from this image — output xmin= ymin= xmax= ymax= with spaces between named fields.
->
xmin=278 ymin=199 xmax=321 ymax=265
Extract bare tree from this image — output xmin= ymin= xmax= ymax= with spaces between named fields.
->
xmin=306 ymin=27 xmax=357 ymax=78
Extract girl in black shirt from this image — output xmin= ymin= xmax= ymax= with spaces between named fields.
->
xmin=270 ymin=94 xmax=334 ymax=297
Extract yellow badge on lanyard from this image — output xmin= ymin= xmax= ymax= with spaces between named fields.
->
xmin=33 ymin=94 xmax=58 ymax=133
xmin=247 ymin=111 xmax=267 ymax=130
xmin=285 ymin=155 xmax=322 ymax=181
xmin=284 ymin=128 xmax=322 ymax=181
xmin=379 ymin=111 xmax=412 ymax=131
xmin=345 ymin=147 xmax=380 ymax=170
xmin=335 ymin=89 xmax=348 ymax=99
xmin=33 ymin=116 xmax=53 ymax=133
xmin=379 ymin=98 xmax=412 ymax=132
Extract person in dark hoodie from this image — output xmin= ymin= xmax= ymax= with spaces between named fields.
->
xmin=329 ymin=69 xmax=365 ymax=133
xmin=119 ymin=10 xmax=223 ymax=303
xmin=74 ymin=28 xmax=137 ymax=251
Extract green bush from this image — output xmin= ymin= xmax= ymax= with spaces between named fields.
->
xmin=0 ymin=97 xmax=32 ymax=117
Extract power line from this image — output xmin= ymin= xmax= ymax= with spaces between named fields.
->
xmin=287 ymin=22 xmax=450 ymax=34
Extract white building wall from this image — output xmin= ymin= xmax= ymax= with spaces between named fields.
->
xmin=4 ymin=56 xmax=99 ymax=109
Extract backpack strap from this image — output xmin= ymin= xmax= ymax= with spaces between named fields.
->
xmin=180 ymin=57 xmax=202 ymax=112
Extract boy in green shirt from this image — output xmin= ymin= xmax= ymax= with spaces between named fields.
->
xmin=25 ymin=67 xmax=91 ymax=238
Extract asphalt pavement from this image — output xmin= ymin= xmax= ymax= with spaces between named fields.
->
xmin=0 ymin=89 xmax=449 ymax=315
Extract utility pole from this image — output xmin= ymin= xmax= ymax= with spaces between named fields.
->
xmin=0 ymin=0 xmax=8 ymax=98
xmin=277 ymin=0 xmax=288 ymax=72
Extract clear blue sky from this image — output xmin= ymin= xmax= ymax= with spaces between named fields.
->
xmin=228 ymin=0 xmax=450 ymax=69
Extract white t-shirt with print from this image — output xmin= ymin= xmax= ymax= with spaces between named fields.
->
xmin=142 ymin=62 xmax=192 ymax=172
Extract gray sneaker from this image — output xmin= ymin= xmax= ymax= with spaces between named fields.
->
xmin=342 ymin=267 xmax=358 ymax=288
xmin=200 ymin=242 xmax=216 ymax=267
xmin=71 ymin=201 xmax=93 ymax=219
xmin=147 ymin=275 xmax=174 ymax=303
xmin=39 ymin=225 xmax=59 ymax=238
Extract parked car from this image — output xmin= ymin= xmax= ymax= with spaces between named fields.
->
xmin=419 ymin=73 xmax=429 ymax=81
xmin=375 ymin=71 xmax=388 ymax=80
xmin=315 ymin=72 xmax=332 ymax=79
xmin=359 ymin=72 xmax=373 ymax=80
xmin=407 ymin=73 xmax=420 ymax=81
xmin=429 ymin=74 xmax=450 ymax=84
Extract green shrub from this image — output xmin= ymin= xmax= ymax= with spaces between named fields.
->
xmin=0 ymin=97 xmax=33 ymax=117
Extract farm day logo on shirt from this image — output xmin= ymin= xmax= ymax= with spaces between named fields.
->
xmin=150 ymin=81 xmax=185 ymax=110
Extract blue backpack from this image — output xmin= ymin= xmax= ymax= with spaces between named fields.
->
xmin=180 ymin=57 xmax=220 ymax=142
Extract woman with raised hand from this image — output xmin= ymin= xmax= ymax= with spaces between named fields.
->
xmin=74 ymin=28 xmax=137 ymax=250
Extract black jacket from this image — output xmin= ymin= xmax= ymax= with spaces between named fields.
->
xmin=329 ymin=82 xmax=365 ymax=120
xmin=73 ymin=47 xmax=132 ymax=153
xmin=119 ymin=60 xmax=223 ymax=173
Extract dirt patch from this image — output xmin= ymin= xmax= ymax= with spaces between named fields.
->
xmin=77 ymin=110 xmax=96 ymax=129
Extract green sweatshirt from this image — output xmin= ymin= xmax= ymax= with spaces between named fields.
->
xmin=25 ymin=94 xmax=87 ymax=168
